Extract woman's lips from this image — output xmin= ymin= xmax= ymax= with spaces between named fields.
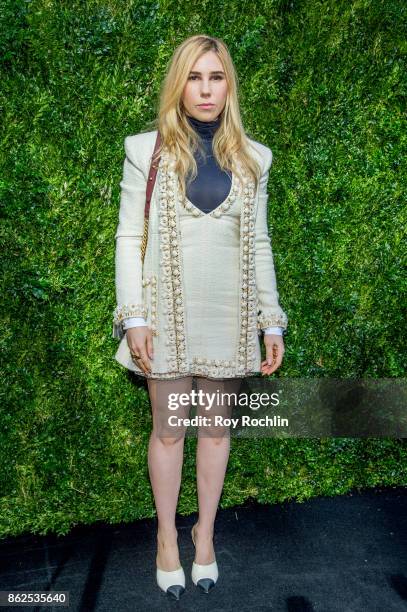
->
xmin=198 ymin=104 xmax=214 ymax=108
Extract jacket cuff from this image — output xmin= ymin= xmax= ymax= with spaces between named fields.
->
xmin=112 ymin=303 xmax=148 ymax=339
xmin=257 ymin=309 xmax=288 ymax=331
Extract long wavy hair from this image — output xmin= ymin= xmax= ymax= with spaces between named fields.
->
xmin=144 ymin=34 xmax=262 ymax=199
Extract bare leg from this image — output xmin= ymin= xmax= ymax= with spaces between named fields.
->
xmin=147 ymin=376 xmax=193 ymax=571
xmin=194 ymin=377 xmax=242 ymax=564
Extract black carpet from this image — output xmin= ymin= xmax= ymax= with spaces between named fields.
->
xmin=0 ymin=486 xmax=406 ymax=611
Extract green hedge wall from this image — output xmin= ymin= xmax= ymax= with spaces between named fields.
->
xmin=1 ymin=0 xmax=405 ymax=537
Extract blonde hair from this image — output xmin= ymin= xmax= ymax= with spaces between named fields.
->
xmin=144 ymin=34 xmax=262 ymax=198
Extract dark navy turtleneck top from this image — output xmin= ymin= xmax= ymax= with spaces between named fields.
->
xmin=185 ymin=114 xmax=232 ymax=214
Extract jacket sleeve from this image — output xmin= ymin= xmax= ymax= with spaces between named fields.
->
xmin=112 ymin=136 xmax=147 ymax=339
xmin=255 ymin=146 xmax=288 ymax=332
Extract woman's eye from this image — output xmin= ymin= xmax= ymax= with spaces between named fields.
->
xmin=188 ymin=75 xmax=223 ymax=80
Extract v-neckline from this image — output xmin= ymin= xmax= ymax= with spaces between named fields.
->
xmin=183 ymin=171 xmax=238 ymax=219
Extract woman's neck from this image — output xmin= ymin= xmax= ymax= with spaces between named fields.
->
xmin=186 ymin=113 xmax=221 ymax=140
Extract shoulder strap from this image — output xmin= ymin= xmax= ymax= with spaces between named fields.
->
xmin=145 ymin=131 xmax=162 ymax=219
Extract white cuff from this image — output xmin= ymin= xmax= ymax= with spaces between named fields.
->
xmin=263 ymin=326 xmax=283 ymax=335
xmin=122 ymin=317 xmax=148 ymax=329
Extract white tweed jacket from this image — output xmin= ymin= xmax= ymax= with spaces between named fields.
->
xmin=112 ymin=130 xmax=288 ymax=377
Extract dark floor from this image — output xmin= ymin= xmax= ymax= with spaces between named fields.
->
xmin=0 ymin=486 xmax=406 ymax=612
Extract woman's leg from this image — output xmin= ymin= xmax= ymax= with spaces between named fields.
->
xmin=193 ymin=376 xmax=242 ymax=564
xmin=147 ymin=376 xmax=194 ymax=571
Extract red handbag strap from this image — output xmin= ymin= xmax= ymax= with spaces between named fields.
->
xmin=145 ymin=131 xmax=162 ymax=219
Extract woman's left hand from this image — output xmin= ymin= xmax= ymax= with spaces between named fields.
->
xmin=260 ymin=334 xmax=285 ymax=375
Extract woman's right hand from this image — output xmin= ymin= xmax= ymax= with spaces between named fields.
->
xmin=126 ymin=326 xmax=154 ymax=374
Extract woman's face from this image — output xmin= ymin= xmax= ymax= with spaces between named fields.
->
xmin=182 ymin=50 xmax=228 ymax=122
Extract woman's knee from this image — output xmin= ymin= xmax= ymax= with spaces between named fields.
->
xmin=152 ymin=428 xmax=186 ymax=445
xmin=197 ymin=426 xmax=230 ymax=441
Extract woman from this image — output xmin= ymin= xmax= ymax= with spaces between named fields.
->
xmin=112 ymin=35 xmax=288 ymax=599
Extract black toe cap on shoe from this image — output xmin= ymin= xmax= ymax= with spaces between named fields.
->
xmin=197 ymin=578 xmax=215 ymax=593
xmin=166 ymin=584 xmax=186 ymax=600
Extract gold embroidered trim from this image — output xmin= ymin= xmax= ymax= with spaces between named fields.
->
xmin=191 ymin=356 xmax=237 ymax=378
xmin=142 ymin=275 xmax=158 ymax=336
xmin=112 ymin=303 xmax=148 ymax=324
xmin=237 ymin=169 xmax=258 ymax=374
xmin=258 ymin=311 xmax=288 ymax=330
xmin=133 ymin=369 xmax=259 ymax=380
xmin=159 ymin=154 xmax=189 ymax=373
xmin=192 ymin=357 xmax=234 ymax=367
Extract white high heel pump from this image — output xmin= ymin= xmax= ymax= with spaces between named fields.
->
xmin=191 ymin=524 xmax=218 ymax=593
xmin=156 ymin=565 xmax=186 ymax=600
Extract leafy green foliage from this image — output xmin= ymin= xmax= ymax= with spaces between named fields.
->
xmin=1 ymin=0 xmax=405 ymax=536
